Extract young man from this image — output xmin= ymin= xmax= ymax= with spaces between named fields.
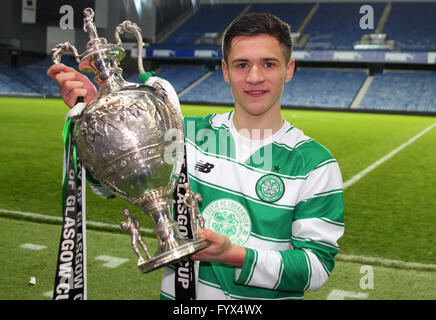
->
xmin=48 ymin=13 xmax=344 ymax=300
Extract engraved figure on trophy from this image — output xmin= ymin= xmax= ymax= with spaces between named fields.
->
xmin=121 ymin=208 xmax=151 ymax=265
xmin=51 ymin=8 xmax=209 ymax=273
xmin=183 ymin=182 xmax=205 ymax=232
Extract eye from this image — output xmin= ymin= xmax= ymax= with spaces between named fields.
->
xmin=236 ymin=63 xmax=248 ymax=69
xmin=265 ymin=62 xmax=275 ymax=68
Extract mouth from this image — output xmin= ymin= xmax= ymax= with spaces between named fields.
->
xmin=245 ymin=90 xmax=268 ymax=97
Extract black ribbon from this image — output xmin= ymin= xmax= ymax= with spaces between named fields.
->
xmin=174 ymin=144 xmax=196 ymax=300
xmin=53 ymin=121 xmax=86 ymax=300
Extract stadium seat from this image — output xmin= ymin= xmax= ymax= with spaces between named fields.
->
xmin=358 ymin=71 xmax=436 ymax=112
xmin=303 ymin=2 xmax=385 ymax=50
xmin=382 ymin=2 xmax=436 ymax=51
xmin=0 ymin=62 xmax=40 ymax=96
xmin=282 ymin=68 xmax=368 ymax=108
xmin=161 ymin=4 xmax=247 ymax=48
xmin=138 ymin=65 xmax=211 ymax=94
xmin=246 ymin=3 xmax=313 ymax=49
xmin=180 ymin=68 xmax=233 ymax=104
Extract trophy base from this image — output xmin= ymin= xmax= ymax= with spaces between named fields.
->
xmin=138 ymin=237 xmax=209 ymax=274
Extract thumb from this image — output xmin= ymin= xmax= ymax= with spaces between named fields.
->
xmin=196 ymin=229 xmax=227 ymax=245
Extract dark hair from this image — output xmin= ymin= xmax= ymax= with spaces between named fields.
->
xmin=222 ymin=12 xmax=293 ymax=63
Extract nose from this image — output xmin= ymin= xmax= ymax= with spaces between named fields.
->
xmin=246 ymin=65 xmax=264 ymax=84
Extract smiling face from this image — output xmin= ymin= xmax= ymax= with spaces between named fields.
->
xmin=222 ymin=34 xmax=295 ymax=120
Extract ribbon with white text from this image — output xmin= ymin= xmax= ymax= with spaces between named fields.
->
xmin=53 ymin=115 xmax=87 ymax=300
xmin=174 ymin=144 xmax=196 ymax=300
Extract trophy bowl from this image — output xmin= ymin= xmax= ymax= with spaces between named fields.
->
xmin=73 ymin=84 xmax=208 ymax=273
xmin=53 ymin=8 xmax=208 ymax=273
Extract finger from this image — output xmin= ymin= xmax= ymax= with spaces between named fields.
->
xmin=47 ymin=63 xmax=77 ymax=79
xmin=196 ymin=228 xmax=212 ymax=238
xmin=191 ymin=248 xmax=209 ymax=261
xmin=55 ymin=71 xmax=80 ymax=87
xmin=47 ymin=63 xmax=64 ymax=78
xmin=191 ymin=253 xmax=200 ymax=261
xmin=63 ymin=88 xmax=88 ymax=108
xmin=58 ymin=78 xmax=88 ymax=105
xmin=59 ymin=79 xmax=84 ymax=98
xmin=62 ymin=79 xmax=85 ymax=90
xmin=196 ymin=229 xmax=205 ymax=238
xmin=196 ymin=229 xmax=221 ymax=243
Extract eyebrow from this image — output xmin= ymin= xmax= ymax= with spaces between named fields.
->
xmin=231 ymin=57 xmax=280 ymax=64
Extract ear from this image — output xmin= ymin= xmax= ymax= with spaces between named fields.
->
xmin=284 ymin=59 xmax=295 ymax=83
xmin=221 ymin=59 xmax=230 ymax=83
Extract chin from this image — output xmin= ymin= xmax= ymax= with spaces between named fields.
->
xmin=243 ymin=104 xmax=273 ymax=117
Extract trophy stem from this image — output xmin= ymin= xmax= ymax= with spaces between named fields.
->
xmin=146 ymin=199 xmax=183 ymax=252
xmin=138 ymin=197 xmax=209 ymax=273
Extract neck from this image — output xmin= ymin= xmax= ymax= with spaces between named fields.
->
xmin=232 ymin=108 xmax=283 ymax=141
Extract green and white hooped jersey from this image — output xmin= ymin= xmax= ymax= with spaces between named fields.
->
xmin=160 ymin=111 xmax=345 ymax=300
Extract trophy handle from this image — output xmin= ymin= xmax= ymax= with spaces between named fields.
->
xmin=51 ymin=42 xmax=80 ymax=65
xmin=115 ymin=21 xmax=145 ymax=74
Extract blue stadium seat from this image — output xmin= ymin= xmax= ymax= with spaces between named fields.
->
xmin=0 ymin=62 xmax=40 ymax=95
xmin=247 ymin=3 xmax=313 ymax=49
xmin=126 ymin=65 xmax=211 ymax=94
xmin=0 ymin=72 xmax=39 ymax=95
xmin=282 ymin=68 xmax=367 ymax=108
xmin=161 ymin=4 xmax=247 ymax=47
xmin=382 ymin=3 xmax=436 ymax=51
xmin=358 ymin=71 xmax=436 ymax=112
xmin=180 ymin=68 xmax=233 ymax=104
xmin=303 ymin=2 xmax=385 ymax=50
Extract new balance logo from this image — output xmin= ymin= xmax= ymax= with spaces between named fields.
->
xmin=195 ymin=161 xmax=215 ymax=173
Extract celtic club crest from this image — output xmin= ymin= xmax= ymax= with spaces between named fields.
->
xmin=256 ymin=174 xmax=285 ymax=203
xmin=202 ymin=199 xmax=251 ymax=246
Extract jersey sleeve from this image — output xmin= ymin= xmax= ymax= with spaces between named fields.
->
xmin=235 ymin=159 xmax=345 ymax=292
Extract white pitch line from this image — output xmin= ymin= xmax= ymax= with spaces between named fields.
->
xmin=20 ymin=243 xmax=47 ymax=250
xmin=336 ymin=254 xmax=436 ymax=272
xmin=343 ymin=122 xmax=436 ymax=190
xmin=326 ymin=289 xmax=369 ymax=300
xmin=0 ymin=208 xmax=154 ymax=234
xmin=95 ymin=255 xmax=129 ymax=268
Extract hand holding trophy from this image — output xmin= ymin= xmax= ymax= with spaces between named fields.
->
xmin=52 ymin=8 xmax=208 ymax=274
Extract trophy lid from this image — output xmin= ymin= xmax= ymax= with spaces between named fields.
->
xmin=51 ymin=7 xmax=147 ymax=94
xmin=78 ymin=8 xmax=125 ymax=73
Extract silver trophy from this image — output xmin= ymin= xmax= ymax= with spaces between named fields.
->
xmin=51 ymin=8 xmax=208 ymax=273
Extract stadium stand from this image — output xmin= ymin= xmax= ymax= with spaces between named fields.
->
xmin=282 ymin=68 xmax=368 ymax=108
xmin=19 ymin=58 xmax=63 ymax=96
xmin=138 ymin=64 xmax=211 ymax=94
xmin=0 ymin=71 xmax=39 ymax=96
xmin=382 ymin=2 xmax=436 ymax=51
xmin=159 ymin=3 xmax=247 ymax=48
xmin=1 ymin=56 xmax=99 ymax=97
xmin=0 ymin=62 xmax=40 ymax=96
xmin=303 ymin=2 xmax=386 ymax=50
xmin=179 ymin=67 xmax=234 ymax=105
xmin=175 ymin=67 xmax=369 ymax=109
xmin=1 ymin=2 xmax=435 ymax=115
xmin=358 ymin=71 xmax=436 ymax=113
xmin=246 ymin=2 xmax=313 ymax=49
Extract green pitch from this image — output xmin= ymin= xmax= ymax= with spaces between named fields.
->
xmin=0 ymin=97 xmax=435 ymax=300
